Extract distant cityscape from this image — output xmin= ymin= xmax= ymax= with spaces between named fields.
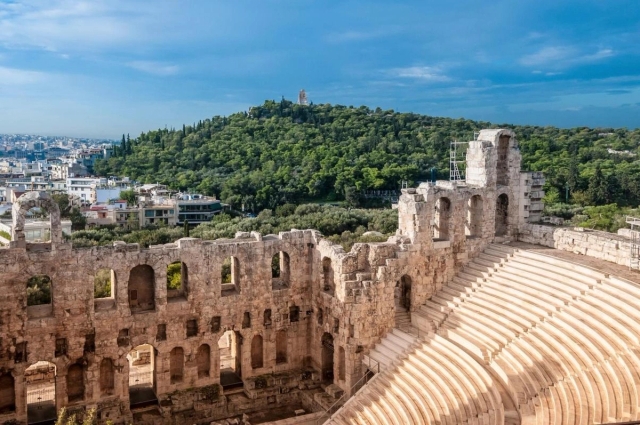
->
xmin=0 ymin=133 xmax=223 ymax=244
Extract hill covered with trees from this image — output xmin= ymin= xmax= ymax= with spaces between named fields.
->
xmin=94 ymin=100 xmax=640 ymax=212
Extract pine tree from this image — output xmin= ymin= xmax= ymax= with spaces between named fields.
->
xmin=587 ymin=164 xmax=609 ymax=205
xmin=183 ymin=220 xmax=190 ymax=237
xmin=120 ymin=135 xmax=126 ymax=157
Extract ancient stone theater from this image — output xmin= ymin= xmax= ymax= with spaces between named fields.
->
xmin=1 ymin=129 xmax=640 ymax=425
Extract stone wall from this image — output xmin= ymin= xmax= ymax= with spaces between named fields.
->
xmin=518 ymin=223 xmax=633 ymax=267
xmin=0 ymin=128 xmax=535 ymax=424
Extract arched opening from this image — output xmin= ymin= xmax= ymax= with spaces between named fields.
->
xmin=0 ymin=373 xmax=15 ymax=414
xmin=322 ymin=257 xmax=334 ymax=295
xmin=26 ymin=361 xmax=56 ymax=424
xmin=27 ymin=275 xmax=52 ymax=318
xmin=338 ymin=347 xmax=346 ymax=381
xmin=433 ymin=197 xmax=451 ymax=241
xmin=276 ymin=330 xmax=287 ymax=364
xmin=128 ymin=344 xmax=157 ymax=408
xmin=271 ymin=251 xmax=290 ymax=290
xmin=219 ymin=331 xmax=242 ymax=390
xmin=170 ymin=347 xmax=184 ymax=384
xmin=67 ymin=363 xmax=85 ymax=403
xmin=466 ymin=195 xmax=483 ymax=238
xmin=496 ymin=134 xmax=510 ymax=186
xmin=495 ymin=194 xmax=509 ymax=236
xmin=221 ymin=256 xmax=240 ymax=296
xmin=251 ymin=335 xmax=263 ymax=369
xmin=197 ymin=344 xmax=210 ymax=378
xmin=128 ymin=265 xmax=155 ymax=313
xmin=100 ymin=358 xmax=115 ymax=396
xmin=321 ymin=332 xmax=334 ymax=383
xmin=167 ymin=261 xmax=188 ymax=301
xmin=11 ymin=192 xmax=63 ymax=246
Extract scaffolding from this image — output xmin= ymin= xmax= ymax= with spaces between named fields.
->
xmin=450 ymin=140 xmax=467 ymax=183
xmin=626 ymin=216 xmax=640 ymax=269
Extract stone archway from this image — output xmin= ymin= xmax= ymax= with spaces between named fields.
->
xmin=495 ymin=193 xmax=509 ymax=236
xmin=11 ymin=191 xmax=62 ymax=246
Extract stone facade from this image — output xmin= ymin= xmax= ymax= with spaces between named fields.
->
xmin=0 ymin=129 xmax=541 ymax=424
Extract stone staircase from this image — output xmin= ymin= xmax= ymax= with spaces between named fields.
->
xmin=326 ymin=243 xmax=640 ymax=425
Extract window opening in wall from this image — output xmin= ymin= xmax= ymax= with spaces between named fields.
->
xmin=94 ymin=269 xmax=114 ymax=298
xmin=276 ymin=330 xmax=287 ymax=364
xmin=211 ymin=316 xmax=221 ymax=333
xmin=338 ymin=347 xmax=346 ymax=381
xmin=117 ymin=329 xmax=130 ymax=347
xmin=197 ymin=344 xmax=210 ymax=378
xmin=169 ymin=347 xmax=184 ymax=384
xmin=251 ymin=335 xmax=263 ymax=369
xmin=100 ymin=358 xmax=115 ymax=396
xmin=83 ymin=333 xmax=95 ymax=354
xmin=289 ymin=305 xmax=300 ymax=323
xmin=54 ymin=338 xmax=67 ymax=357
xmin=433 ymin=197 xmax=451 ymax=241
xmin=317 ymin=308 xmax=323 ymax=326
xmin=167 ymin=261 xmax=188 ymax=301
xmin=322 ymin=257 xmax=334 ymax=295
xmin=218 ymin=331 xmax=243 ymax=390
xmin=321 ymin=333 xmax=334 ymax=383
xmin=128 ymin=344 xmax=157 ymax=408
xmin=333 ymin=318 xmax=340 ymax=334
xmin=263 ymin=309 xmax=272 ymax=327
xmin=495 ymin=194 xmax=509 ymax=237
xmin=14 ymin=342 xmax=27 ymax=363
xmin=221 ymin=256 xmax=240 ymax=296
xmin=128 ymin=265 xmax=155 ymax=313
xmin=27 ymin=275 xmax=52 ymax=319
xmin=26 ymin=361 xmax=56 ymax=424
xmin=496 ymin=135 xmax=510 ymax=186
xmin=156 ymin=324 xmax=167 ymax=341
xmin=271 ymin=251 xmax=290 ymax=290
xmin=186 ymin=319 xmax=198 ymax=337
xmin=466 ymin=195 xmax=483 ymax=238
xmin=0 ymin=372 xmax=15 ymax=414
xmin=242 ymin=312 xmax=251 ymax=329
xmin=94 ymin=268 xmax=116 ymax=310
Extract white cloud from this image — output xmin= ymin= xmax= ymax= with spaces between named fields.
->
xmin=0 ymin=66 xmax=46 ymax=84
xmin=520 ymin=46 xmax=615 ymax=68
xmin=325 ymin=28 xmax=400 ymax=43
xmin=520 ymin=46 xmax=573 ymax=66
xmin=0 ymin=1 xmax=136 ymax=52
xmin=127 ymin=61 xmax=179 ymax=76
xmin=388 ymin=66 xmax=450 ymax=82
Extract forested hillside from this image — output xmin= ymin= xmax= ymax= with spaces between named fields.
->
xmin=94 ymin=100 xmax=640 ymax=211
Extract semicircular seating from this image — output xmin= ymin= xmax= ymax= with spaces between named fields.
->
xmin=327 ymin=244 xmax=640 ymax=425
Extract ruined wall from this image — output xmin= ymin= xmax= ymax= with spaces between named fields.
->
xmin=518 ymin=223 xmax=633 ymax=267
xmin=0 ymin=128 xmax=532 ymax=424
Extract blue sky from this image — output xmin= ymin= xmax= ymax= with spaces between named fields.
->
xmin=0 ymin=0 xmax=639 ymax=138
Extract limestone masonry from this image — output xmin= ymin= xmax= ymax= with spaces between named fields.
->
xmin=1 ymin=129 xmax=638 ymax=425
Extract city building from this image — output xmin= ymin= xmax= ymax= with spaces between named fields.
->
xmin=176 ymin=193 xmax=223 ymax=224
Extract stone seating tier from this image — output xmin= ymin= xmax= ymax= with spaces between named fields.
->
xmin=328 ymin=244 xmax=640 ymax=424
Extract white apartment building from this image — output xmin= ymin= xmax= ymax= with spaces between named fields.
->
xmin=66 ymin=177 xmax=107 ymax=205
